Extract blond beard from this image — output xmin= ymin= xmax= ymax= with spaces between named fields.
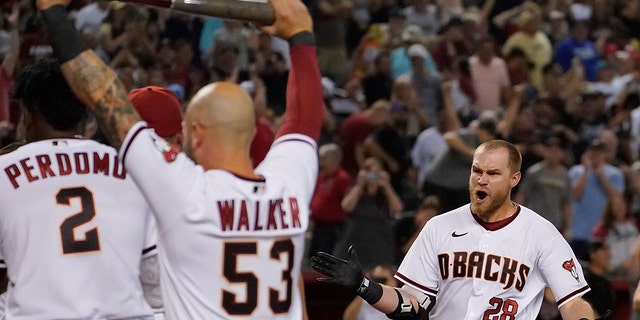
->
xmin=469 ymin=187 xmax=510 ymax=217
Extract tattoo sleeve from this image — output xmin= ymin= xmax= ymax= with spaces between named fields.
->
xmin=61 ymin=51 xmax=141 ymax=149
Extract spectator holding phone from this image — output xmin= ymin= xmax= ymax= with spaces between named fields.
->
xmin=334 ymin=157 xmax=404 ymax=270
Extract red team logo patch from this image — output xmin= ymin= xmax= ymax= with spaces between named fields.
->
xmin=152 ymin=137 xmax=179 ymax=163
xmin=562 ymin=258 xmax=579 ymax=282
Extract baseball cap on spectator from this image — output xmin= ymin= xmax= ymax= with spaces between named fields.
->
xmin=407 ymin=44 xmax=429 ymax=60
xmin=402 ymin=25 xmax=424 ymax=44
xmin=587 ymin=138 xmax=607 ymax=151
xmin=129 ymin=86 xmax=182 ymax=138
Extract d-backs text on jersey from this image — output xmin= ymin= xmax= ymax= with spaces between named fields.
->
xmin=438 ymin=251 xmax=531 ymax=291
xmin=217 ymin=198 xmax=302 ymax=232
xmin=4 ymin=152 xmax=126 ymax=189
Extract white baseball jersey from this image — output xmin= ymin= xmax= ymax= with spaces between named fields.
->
xmin=396 ymin=204 xmax=590 ymax=319
xmin=0 ymin=139 xmax=157 ymax=319
xmin=120 ymin=123 xmax=317 ymax=320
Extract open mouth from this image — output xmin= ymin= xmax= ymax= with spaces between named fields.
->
xmin=476 ymin=191 xmax=488 ymax=200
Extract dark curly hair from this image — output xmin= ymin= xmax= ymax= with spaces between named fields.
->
xmin=13 ymin=58 xmax=88 ymax=131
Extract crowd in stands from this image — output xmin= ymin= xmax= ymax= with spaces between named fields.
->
xmin=4 ymin=0 xmax=640 ymax=317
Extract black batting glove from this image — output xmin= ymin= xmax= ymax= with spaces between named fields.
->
xmin=311 ymin=245 xmax=383 ymax=304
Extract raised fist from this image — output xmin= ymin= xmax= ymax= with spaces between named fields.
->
xmin=260 ymin=0 xmax=312 ymax=39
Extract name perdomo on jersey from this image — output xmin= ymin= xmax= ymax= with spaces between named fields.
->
xmin=438 ymin=251 xmax=531 ymax=291
xmin=4 ymin=151 xmax=125 ymax=189
xmin=217 ymin=197 xmax=302 ymax=233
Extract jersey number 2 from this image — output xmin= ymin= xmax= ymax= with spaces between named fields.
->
xmin=222 ymin=239 xmax=294 ymax=315
xmin=57 ymin=187 xmax=100 ymax=254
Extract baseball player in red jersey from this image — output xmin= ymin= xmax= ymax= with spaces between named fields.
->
xmin=36 ymin=0 xmax=323 ymax=318
xmin=313 ymin=140 xmax=598 ymax=319
xmin=0 ymin=58 xmax=158 ymax=319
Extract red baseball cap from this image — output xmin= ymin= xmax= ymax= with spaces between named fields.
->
xmin=129 ymin=86 xmax=182 ymax=138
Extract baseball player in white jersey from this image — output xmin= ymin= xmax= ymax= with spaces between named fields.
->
xmin=312 ymin=140 xmax=598 ymax=319
xmin=37 ymin=0 xmax=323 ymax=318
xmin=0 ymin=59 xmax=158 ymax=319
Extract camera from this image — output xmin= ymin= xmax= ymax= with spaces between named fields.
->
xmin=365 ymin=172 xmax=380 ymax=182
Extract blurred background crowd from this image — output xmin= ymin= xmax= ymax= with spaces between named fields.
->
xmin=4 ymin=0 xmax=640 ymax=318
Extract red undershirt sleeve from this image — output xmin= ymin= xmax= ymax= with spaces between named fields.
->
xmin=275 ymin=44 xmax=325 ymax=142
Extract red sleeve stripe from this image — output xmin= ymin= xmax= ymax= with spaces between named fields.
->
xmin=142 ymin=245 xmax=157 ymax=255
xmin=275 ymin=45 xmax=324 ymax=141
xmin=395 ymin=272 xmax=438 ymax=295
xmin=121 ymin=125 xmax=147 ymax=165
xmin=555 ymin=285 xmax=590 ymax=307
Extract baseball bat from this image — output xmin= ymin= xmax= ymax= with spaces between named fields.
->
xmin=111 ymin=0 xmax=275 ymax=25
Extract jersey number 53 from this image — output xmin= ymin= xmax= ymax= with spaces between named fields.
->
xmin=223 ymin=239 xmax=294 ymax=315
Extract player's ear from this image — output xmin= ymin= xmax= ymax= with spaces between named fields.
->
xmin=190 ymin=121 xmax=207 ymax=149
xmin=511 ymin=171 xmax=521 ymax=188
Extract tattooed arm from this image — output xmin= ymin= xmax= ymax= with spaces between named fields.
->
xmin=60 ymin=52 xmax=140 ymax=148
xmin=37 ymin=1 xmax=139 ymax=149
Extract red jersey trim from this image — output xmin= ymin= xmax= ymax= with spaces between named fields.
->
xmin=556 ymin=284 xmax=590 ymax=307
xmin=395 ymin=272 xmax=438 ymax=295
xmin=471 ymin=203 xmax=521 ymax=231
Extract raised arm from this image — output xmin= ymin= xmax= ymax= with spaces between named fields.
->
xmin=266 ymin=1 xmax=325 ymax=142
xmin=36 ymin=0 xmax=140 ymax=149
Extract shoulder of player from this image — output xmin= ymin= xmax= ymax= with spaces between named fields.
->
xmin=271 ymin=133 xmax=318 ymax=150
xmin=516 ymin=205 xmax=560 ymax=234
xmin=427 ymin=205 xmax=470 ymax=225
xmin=0 ymin=139 xmax=112 ymax=158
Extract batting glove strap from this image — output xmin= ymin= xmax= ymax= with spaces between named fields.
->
xmin=357 ymin=277 xmax=383 ymax=305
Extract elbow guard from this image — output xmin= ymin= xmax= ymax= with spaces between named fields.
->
xmin=385 ymin=287 xmax=434 ymax=320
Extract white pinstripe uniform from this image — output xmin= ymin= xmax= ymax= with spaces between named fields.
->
xmin=0 ymin=139 xmax=157 ymax=319
xmin=120 ymin=123 xmax=317 ymax=320
xmin=396 ymin=204 xmax=590 ymax=319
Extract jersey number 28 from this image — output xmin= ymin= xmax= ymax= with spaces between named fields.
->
xmin=483 ymin=297 xmax=518 ymax=320
xmin=223 ymin=239 xmax=294 ymax=315
xmin=57 ymin=187 xmax=100 ymax=254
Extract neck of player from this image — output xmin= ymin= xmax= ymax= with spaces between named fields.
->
xmin=478 ymin=201 xmax=518 ymax=223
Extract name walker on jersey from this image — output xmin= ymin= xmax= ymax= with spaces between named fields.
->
xmin=217 ymin=198 xmax=302 ymax=232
